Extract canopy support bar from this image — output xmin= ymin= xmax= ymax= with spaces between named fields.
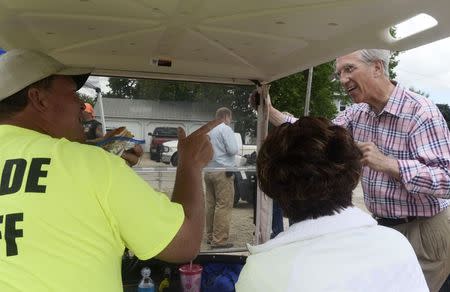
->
xmin=255 ymin=84 xmax=272 ymax=245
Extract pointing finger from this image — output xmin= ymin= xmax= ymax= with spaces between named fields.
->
xmin=191 ymin=119 xmax=222 ymax=137
xmin=177 ymin=127 xmax=186 ymax=139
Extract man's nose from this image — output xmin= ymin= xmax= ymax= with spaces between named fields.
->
xmin=339 ymin=75 xmax=350 ymax=85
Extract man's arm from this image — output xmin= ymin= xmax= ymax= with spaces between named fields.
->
xmin=397 ymin=115 xmax=450 ymax=199
xmin=156 ymin=119 xmax=221 ymax=262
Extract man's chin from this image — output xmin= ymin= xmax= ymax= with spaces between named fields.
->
xmin=349 ymin=93 xmax=362 ymax=103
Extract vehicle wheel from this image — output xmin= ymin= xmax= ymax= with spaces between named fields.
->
xmin=171 ymin=152 xmax=178 ymax=167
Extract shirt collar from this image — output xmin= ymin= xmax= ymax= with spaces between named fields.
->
xmin=247 ymin=207 xmax=377 ymax=254
xmin=363 ymin=81 xmax=406 ymax=118
xmin=378 ymin=81 xmax=407 ymax=118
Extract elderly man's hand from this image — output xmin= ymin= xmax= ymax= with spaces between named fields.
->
xmin=357 ymin=141 xmax=400 ymax=180
xmin=121 ymin=144 xmax=144 ymax=167
xmin=177 ymin=119 xmax=222 ymax=169
xmin=249 ymin=88 xmax=273 ymax=111
xmin=248 ymin=89 xmax=259 ymax=110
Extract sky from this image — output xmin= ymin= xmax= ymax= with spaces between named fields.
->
xmin=395 ymin=36 xmax=450 ymax=105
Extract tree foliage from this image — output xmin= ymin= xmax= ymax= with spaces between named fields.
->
xmin=269 ymin=62 xmax=339 ymax=119
xmin=106 ymin=77 xmax=256 ymax=139
xmin=388 ymin=27 xmax=400 ymax=80
xmin=77 ymin=92 xmax=95 ymax=104
xmin=437 ymin=104 xmax=450 ymax=129
xmin=409 ymin=87 xmax=430 ymax=98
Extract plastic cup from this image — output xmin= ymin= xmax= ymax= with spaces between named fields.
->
xmin=179 ymin=264 xmax=203 ymax=292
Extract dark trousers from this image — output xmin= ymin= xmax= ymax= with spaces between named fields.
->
xmin=439 ymin=275 xmax=450 ymax=292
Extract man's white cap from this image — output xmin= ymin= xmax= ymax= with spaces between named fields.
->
xmin=0 ymin=49 xmax=92 ymax=101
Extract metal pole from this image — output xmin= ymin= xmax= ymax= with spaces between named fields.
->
xmin=304 ymin=67 xmax=313 ymax=116
xmin=96 ymin=87 xmax=107 ymax=136
xmin=255 ymin=84 xmax=272 ymax=245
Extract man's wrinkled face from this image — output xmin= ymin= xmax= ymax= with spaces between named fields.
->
xmin=41 ymin=76 xmax=86 ymax=143
xmin=335 ymin=52 xmax=375 ymax=104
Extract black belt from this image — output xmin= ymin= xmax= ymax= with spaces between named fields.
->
xmin=375 ymin=216 xmax=417 ymax=227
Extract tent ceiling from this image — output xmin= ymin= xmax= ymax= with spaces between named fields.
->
xmin=1 ymin=0 xmax=449 ymax=84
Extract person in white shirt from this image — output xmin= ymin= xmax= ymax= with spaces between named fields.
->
xmin=204 ymin=107 xmax=239 ymax=249
xmin=236 ymin=117 xmax=428 ymax=292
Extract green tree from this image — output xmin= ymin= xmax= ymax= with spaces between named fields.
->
xmin=437 ymin=104 xmax=450 ymax=129
xmin=269 ymin=62 xmax=339 ymax=119
xmin=107 ymin=78 xmax=138 ymax=99
xmin=388 ymin=27 xmax=400 ymax=80
xmin=409 ymin=87 xmax=430 ymax=98
xmin=77 ymin=92 xmax=95 ymax=104
xmin=106 ymin=76 xmax=256 ymax=139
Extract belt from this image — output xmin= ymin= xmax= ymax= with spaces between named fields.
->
xmin=375 ymin=216 xmax=417 ymax=227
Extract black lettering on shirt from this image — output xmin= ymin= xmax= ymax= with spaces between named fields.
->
xmin=0 ymin=158 xmax=51 ymax=196
xmin=0 ymin=159 xmax=26 ymax=196
xmin=0 ymin=213 xmax=24 ymax=256
xmin=25 ymin=158 xmax=51 ymax=193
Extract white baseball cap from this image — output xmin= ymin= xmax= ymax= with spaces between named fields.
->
xmin=0 ymin=49 xmax=92 ymax=101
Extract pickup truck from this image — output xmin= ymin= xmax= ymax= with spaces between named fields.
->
xmin=148 ymin=127 xmax=178 ymax=162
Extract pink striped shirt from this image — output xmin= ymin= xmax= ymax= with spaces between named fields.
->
xmin=285 ymin=84 xmax=450 ymax=218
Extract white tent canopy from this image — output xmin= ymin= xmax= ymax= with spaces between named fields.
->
xmin=1 ymin=0 xmax=450 ymax=84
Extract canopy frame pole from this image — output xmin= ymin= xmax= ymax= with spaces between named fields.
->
xmin=255 ymin=83 xmax=272 ymax=245
xmin=96 ymin=87 xmax=107 ymax=136
xmin=304 ymin=67 xmax=313 ymax=117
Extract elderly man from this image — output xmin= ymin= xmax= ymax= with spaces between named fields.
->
xmin=0 ymin=49 xmax=220 ymax=291
xmin=251 ymin=49 xmax=450 ymax=292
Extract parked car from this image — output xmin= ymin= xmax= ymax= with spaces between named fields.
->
xmin=161 ymin=132 xmax=255 ymax=167
xmin=148 ymin=127 xmax=178 ymax=162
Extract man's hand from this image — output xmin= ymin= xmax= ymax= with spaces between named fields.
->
xmin=121 ymin=144 xmax=144 ymax=167
xmin=176 ymin=119 xmax=222 ymax=169
xmin=156 ymin=119 xmax=223 ymax=263
xmin=357 ymin=141 xmax=400 ymax=179
xmin=249 ymin=88 xmax=273 ymax=111
xmin=248 ymin=89 xmax=259 ymax=110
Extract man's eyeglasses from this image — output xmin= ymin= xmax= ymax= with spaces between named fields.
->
xmin=331 ymin=64 xmax=358 ymax=81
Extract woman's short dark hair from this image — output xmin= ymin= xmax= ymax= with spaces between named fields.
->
xmin=0 ymin=76 xmax=55 ymax=119
xmin=257 ymin=117 xmax=362 ymax=223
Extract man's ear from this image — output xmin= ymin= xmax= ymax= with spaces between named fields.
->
xmin=27 ymin=87 xmax=48 ymax=113
xmin=372 ymin=60 xmax=384 ymax=78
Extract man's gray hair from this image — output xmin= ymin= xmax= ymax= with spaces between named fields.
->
xmin=359 ymin=49 xmax=391 ymax=77
xmin=215 ymin=107 xmax=232 ymax=119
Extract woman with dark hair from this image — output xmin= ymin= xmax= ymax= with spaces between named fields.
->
xmin=236 ymin=117 xmax=427 ymax=292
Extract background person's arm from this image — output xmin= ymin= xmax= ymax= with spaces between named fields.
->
xmin=248 ymin=90 xmax=297 ymax=126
